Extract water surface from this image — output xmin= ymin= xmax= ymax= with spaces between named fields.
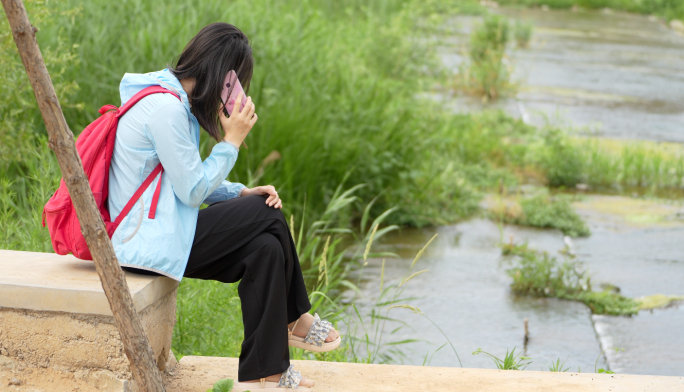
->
xmin=441 ymin=9 xmax=684 ymax=142
xmin=350 ymin=195 xmax=684 ymax=375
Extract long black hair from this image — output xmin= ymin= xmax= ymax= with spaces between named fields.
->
xmin=170 ymin=23 xmax=253 ymax=141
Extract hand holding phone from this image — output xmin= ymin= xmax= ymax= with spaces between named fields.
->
xmin=220 ymin=70 xmax=253 ymax=148
xmin=221 ymin=70 xmax=247 ymax=116
xmin=218 ymin=86 xmax=257 ymax=149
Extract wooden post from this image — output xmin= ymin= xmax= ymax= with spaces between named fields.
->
xmin=1 ymin=1 xmax=166 ymax=391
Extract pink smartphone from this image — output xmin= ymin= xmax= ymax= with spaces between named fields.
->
xmin=221 ymin=70 xmax=246 ymax=116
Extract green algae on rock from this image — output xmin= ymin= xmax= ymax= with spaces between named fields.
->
xmin=637 ymin=294 xmax=684 ymax=311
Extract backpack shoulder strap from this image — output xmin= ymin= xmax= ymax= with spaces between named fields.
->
xmin=113 ymin=163 xmax=163 ymax=226
xmin=111 ymin=86 xmax=180 ymax=225
xmin=116 ymin=86 xmax=181 ymax=117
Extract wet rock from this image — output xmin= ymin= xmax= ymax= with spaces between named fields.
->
xmin=480 ymin=0 xmax=499 ymax=8
xmin=599 ymin=283 xmax=620 ymax=294
xmin=670 ymin=19 xmax=684 ymax=34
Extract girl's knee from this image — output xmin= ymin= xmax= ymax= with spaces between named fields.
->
xmin=246 ymin=195 xmax=286 ymax=220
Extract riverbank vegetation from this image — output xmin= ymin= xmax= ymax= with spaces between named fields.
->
xmin=497 ymin=0 xmax=684 ymax=22
xmin=502 ymin=241 xmax=639 ymax=316
xmin=456 ymin=14 xmax=515 ymax=101
xmin=455 ymin=13 xmax=534 ymax=101
xmin=491 ymin=192 xmax=590 ymax=237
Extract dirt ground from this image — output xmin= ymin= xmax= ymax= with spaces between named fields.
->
xmin=2 ymin=354 xmax=682 ymax=391
xmin=165 ymin=356 xmax=684 ymax=392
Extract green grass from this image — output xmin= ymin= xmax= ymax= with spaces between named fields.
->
xmin=472 ymin=347 xmax=532 ymax=370
xmin=502 ymin=242 xmax=639 ymax=316
xmin=544 ymin=358 xmax=570 ymax=372
xmin=498 ymin=0 xmax=684 ymax=22
xmin=532 ymin=128 xmax=684 ymax=191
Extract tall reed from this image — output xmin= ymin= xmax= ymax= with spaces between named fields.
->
xmin=19 ymin=0 xmax=450 ymax=226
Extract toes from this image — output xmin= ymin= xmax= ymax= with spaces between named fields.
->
xmin=300 ymin=378 xmax=315 ymax=387
xmin=326 ymin=328 xmax=339 ymax=342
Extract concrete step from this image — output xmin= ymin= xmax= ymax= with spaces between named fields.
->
xmin=165 ymin=356 xmax=684 ymax=392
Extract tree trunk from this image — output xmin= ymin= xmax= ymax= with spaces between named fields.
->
xmin=1 ymin=1 xmax=166 ymax=391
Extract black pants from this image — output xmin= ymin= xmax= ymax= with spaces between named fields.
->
xmin=184 ymin=195 xmax=312 ymax=381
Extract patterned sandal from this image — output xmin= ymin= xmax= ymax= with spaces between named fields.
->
xmin=233 ymin=365 xmax=313 ymax=390
xmin=288 ymin=313 xmax=341 ymax=352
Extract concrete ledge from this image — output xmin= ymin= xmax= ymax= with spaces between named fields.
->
xmin=0 ymin=250 xmax=179 ymax=391
xmin=164 ymin=356 xmax=684 ymax=392
xmin=0 ymin=250 xmax=177 ymax=316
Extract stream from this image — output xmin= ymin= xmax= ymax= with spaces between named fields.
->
xmin=350 ymin=9 xmax=684 ymax=376
xmin=441 ymin=7 xmax=684 ymax=142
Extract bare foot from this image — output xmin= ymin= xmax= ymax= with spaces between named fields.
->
xmin=244 ymin=373 xmax=315 ymax=388
xmin=288 ymin=313 xmax=340 ymax=342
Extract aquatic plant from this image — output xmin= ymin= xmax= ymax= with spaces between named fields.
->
xmin=637 ymin=294 xmax=684 ymax=310
xmin=491 ymin=192 xmax=590 ymax=237
xmin=513 ymin=20 xmax=534 ymax=48
xmin=472 ymin=347 xmax=532 ymax=370
xmin=521 ymin=194 xmax=590 ymax=237
xmin=502 ymin=242 xmax=639 ymax=316
xmin=456 ymin=15 xmax=515 ymax=101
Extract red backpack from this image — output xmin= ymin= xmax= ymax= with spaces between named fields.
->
xmin=42 ymin=86 xmax=180 ymax=260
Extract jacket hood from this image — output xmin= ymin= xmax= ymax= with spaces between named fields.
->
xmin=119 ymin=68 xmax=191 ymax=112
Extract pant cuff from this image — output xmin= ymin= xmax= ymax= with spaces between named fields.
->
xmin=238 ymin=361 xmax=291 ymax=382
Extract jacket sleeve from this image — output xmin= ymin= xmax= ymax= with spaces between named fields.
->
xmin=144 ymin=98 xmax=239 ymax=208
xmin=203 ymin=180 xmax=246 ymax=205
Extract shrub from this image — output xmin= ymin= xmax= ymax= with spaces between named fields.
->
xmin=503 ymin=242 xmax=639 ymax=316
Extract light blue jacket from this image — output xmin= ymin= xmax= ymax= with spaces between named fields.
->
xmin=108 ymin=68 xmax=245 ymax=280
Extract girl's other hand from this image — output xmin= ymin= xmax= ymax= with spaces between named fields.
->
xmin=219 ymin=92 xmax=257 ymax=147
xmin=241 ymin=185 xmax=282 ymax=209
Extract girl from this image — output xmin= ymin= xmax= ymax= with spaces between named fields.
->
xmin=109 ymin=22 xmax=339 ymax=390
